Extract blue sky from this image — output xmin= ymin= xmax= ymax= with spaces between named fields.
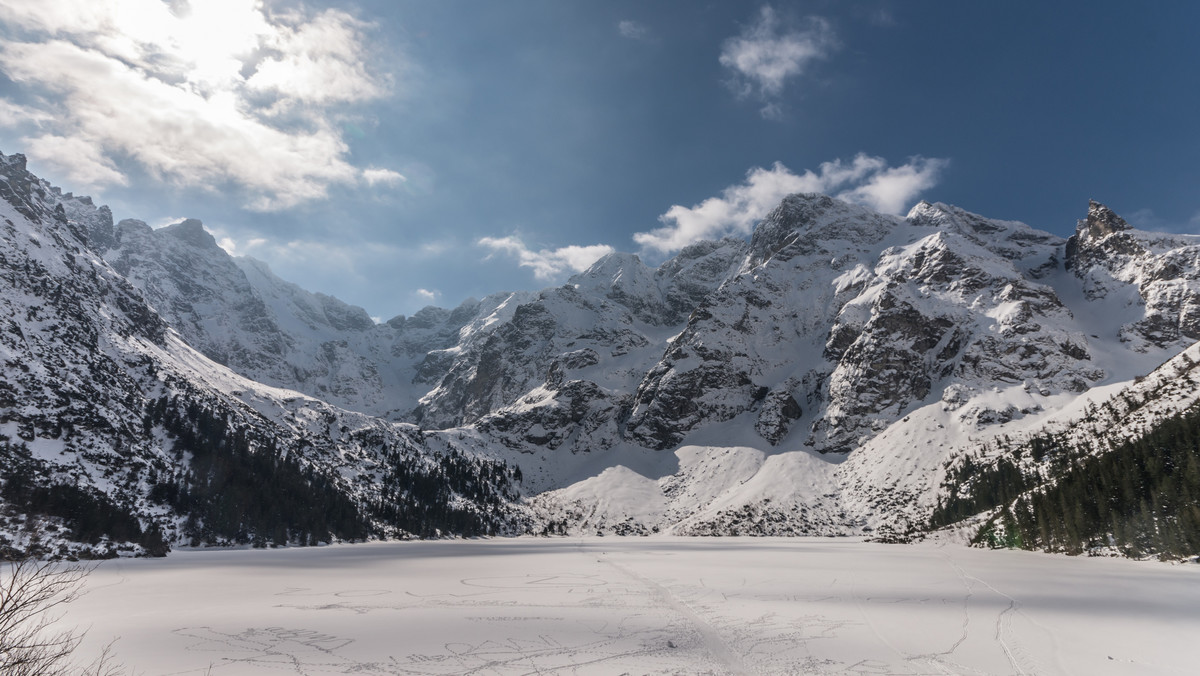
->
xmin=1 ymin=1 xmax=1197 ymax=319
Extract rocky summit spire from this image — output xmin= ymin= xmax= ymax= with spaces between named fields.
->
xmin=1065 ymin=200 xmax=1137 ymax=271
xmin=160 ymin=218 xmax=220 ymax=250
xmin=1082 ymin=199 xmax=1132 ymax=240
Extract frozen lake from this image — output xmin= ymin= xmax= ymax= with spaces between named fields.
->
xmin=68 ymin=538 xmax=1199 ymax=675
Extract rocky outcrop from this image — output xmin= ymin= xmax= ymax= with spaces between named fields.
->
xmin=1066 ymin=200 xmax=1200 ymax=349
xmin=8 ymin=146 xmax=1200 ymax=546
xmin=0 ymin=151 xmax=526 ymax=556
xmin=626 ymin=196 xmax=1108 ymax=452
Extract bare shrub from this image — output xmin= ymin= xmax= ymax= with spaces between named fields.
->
xmin=0 ymin=559 xmax=122 ymax=676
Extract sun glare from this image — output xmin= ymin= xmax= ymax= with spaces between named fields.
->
xmin=102 ymin=0 xmax=270 ymax=89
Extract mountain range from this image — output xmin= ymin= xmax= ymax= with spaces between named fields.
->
xmin=1 ymin=149 xmax=1197 ymax=559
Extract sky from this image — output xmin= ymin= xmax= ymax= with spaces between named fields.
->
xmin=0 ymin=1 xmax=1197 ymax=320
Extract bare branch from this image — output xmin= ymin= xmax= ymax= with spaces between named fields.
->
xmin=0 ymin=559 xmax=124 ymax=676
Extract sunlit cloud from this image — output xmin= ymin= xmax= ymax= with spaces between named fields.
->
xmin=414 ymin=288 xmax=439 ymax=302
xmin=26 ymin=133 xmax=127 ymax=186
xmin=246 ymin=8 xmax=387 ymax=108
xmin=634 ymin=154 xmax=948 ymax=254
xmin=837 ymin=158 xmax=946 ymax=214
xmin=215 ymin=233 xmax=267 ymax=257
xmin=362 ymin=167 xmax=406 ymax=187
xmin=478 ymin=235 xmax=615 ymax=281
xmin=719 ymin=6 xmax=837 ymax=118
xmin=0 ymin=100 xmax=53 ymax=128
xmin=0 ymin=0 xmax=399 ymax=210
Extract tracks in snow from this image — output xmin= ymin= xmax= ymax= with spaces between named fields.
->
xmin=585 ymin=546 xmax=748 ymax=676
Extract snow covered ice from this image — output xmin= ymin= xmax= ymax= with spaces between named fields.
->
xmin=68 ymin=538 xmax=1200 ymax=675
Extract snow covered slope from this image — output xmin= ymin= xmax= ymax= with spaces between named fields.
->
xmin=4 ymin=146 xmax=1200 ymax=553
xmin=0 ymin=152 xmax=525 ymax=558
xmin=470 ymin=195 xmax=1200 ymax=538
xmin=101 ymin=213 xmax=530 ymax=421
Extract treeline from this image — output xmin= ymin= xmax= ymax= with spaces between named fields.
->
xmin=0 ymin=441 xmax=168 ymax=558
xmin=930 ymin=404 xmax=1200 ymax=559
xmin=371 ymin=446 xmax=522 ymax=538
xmin=929 ymin=455 xmax=1032 ymax=528
xmin=1 ymin=393 xmax=527 ymax=558
xmin=150 ymin=397 xmax=371 ymax=547
xmin=149 ymin=395 xmax=524 ymax=547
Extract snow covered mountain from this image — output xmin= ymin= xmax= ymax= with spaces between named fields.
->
xmin=2 ymin=148 xmax=1198 ymax=557
xmin=98 ymin=213 xmax=535 ymax=422
xmin=0 ymin=152 xmax=524 ymax=559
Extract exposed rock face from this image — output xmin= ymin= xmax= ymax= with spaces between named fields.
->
xmin=104 ymin=217 xmax=406 ymax=415
xmin=97 ymin=213 xmax=535 ymax=421
xmin=10 ymin=144 xmax=1200 ymax=547
xmin=411 ymin=241 xmax=748 ymax=431
xmin=76 ymin=180 xmax=1195 ymax=460
xmin=0 ymin=151 xmax=525 ymax=557
xmin=754 ymin=378 xmax=803 ymax=445
xmin=1063 ymin=200 xmax=1200 ymax=349
xmin=477 ymin=379 xmax=627 ymax=454
xmin=623 ymin=196 xmax=1109 ymax=452
xmin=570 ymin=239 xmax=747 ymax=326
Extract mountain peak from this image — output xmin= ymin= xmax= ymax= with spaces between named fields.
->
xmin=1082 ymin=200 xmax=1131 ymax=240
xmin=905 ymin=200 xmax=961 ymax=226
xmin=160 ymin=218 xmax=219 ymax=249
xmin=749 ymin=193 xmax=901 ymax=265
xmin=0 ymin=151 xmax=27 ymax=172
xmin=577 ymin=251 xmax=646 ymax=278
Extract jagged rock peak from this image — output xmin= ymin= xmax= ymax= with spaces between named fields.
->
xmin=1080 ymin=200 xmax=1132 ymax=240
xmin=0 ymin=151 xmax=27 ymax=171
xmin=115 ymin=218 xmax=152 ymax=235
xmin=750 ymin=193 xmax=840 ymax=262
xmin=1064 ymin=200 xmax=1140 ymax=272
xmin=160 ymin=218 xmax=219 ymax=249
xmin=749 ymin=193 xmax=901 ymax=266
xmin=575 ymin=251 xmax=650 ymax=282
xmin=905 ymin=200 xmax=941 ymax=222
xmin=672 ymin=236 xmax=745 ymax=261
xmin=905 ymin=201 xmax=989 ymax=231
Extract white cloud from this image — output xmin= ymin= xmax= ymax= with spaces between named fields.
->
xmin=719 ymin=6 xmax=837 ymax=117
xmin=414 ymin=288 xmax=439 ymax=302
xmin=836 ymin=157 xmax=947 ymax=214
xmin=618 ymin=20 xmax=649 ymax=41
xmin=0 ymin=0 xmax=400 ymax=210
xmin=26 ymin=133 xmax=127 ymax=186
xmin=634 ymin=154 xmax=948 ymax=254
xmin=215 ymin=232 xmax=267 ymax=257
xmin=151 ymin=215 xmax=188 ymax=228
xmin=0 ymin=99 xmax=52 ymax=128
xmin=478 ymin=235 xmax=615 ymax=280
xmin=362 ymin=168 xmax=406 ymax=187
xmin=246 ymin=9 xmax=386 ymax=107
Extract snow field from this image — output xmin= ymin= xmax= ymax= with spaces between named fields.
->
xmin=66 ymin=538 xmax=1200 ymax=675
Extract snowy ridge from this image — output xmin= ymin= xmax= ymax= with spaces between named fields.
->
xmin=102 ymin=214 xmax=528 ymax=422
xmin=3 ymin=148 xmax=1200 ymax=552
xmin=0 ymin=152 xmax=524 ymax=558
xmin=459 ymin=194 xmax=1198 ymax=538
